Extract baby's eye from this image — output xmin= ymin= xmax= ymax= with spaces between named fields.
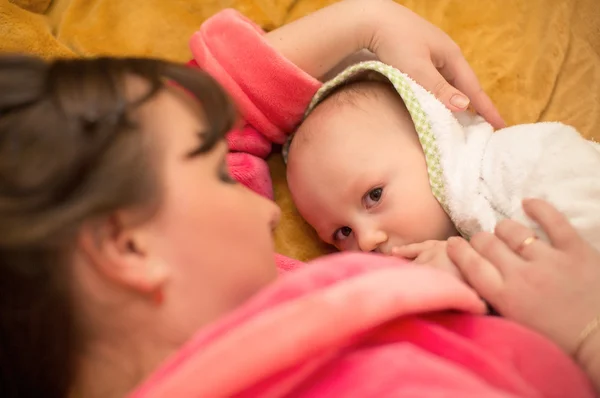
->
xmin=334 ymin=226 xmax=352 ymax=241
xmin=364 ymin=187 xmax=383 ymax=208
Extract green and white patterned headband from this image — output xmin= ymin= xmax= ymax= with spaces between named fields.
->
xmin=282 ymin=60 xmax=448 ymax=212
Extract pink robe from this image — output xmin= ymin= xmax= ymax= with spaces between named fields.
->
xmin=130 ymin=10 xmax=594 ymax=397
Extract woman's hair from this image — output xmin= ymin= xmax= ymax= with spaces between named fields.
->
xmin=0 ymin=55 xmax=236 ymax=397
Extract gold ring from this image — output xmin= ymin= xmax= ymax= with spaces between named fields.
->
xmin=516 ymin=236 xmax=537 ymax=253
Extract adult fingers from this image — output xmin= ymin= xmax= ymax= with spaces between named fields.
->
xmin=447 ymin=236 xmax=504 ymax=299
xmin=494 ymin=219 xmax=547 ymax=261
xmin=522 ymin=199 xmax=582 ymax=251
xmin=438 ymin=52 xmax=506 ymax=129
xmin=469 ymin=231 xmax=525 ymax=274
xmin=407 ymin=60 xmax=472 ymax=113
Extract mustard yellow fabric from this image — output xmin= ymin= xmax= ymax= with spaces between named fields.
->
xmin=2 ymin=0 xmax=599 ymax=261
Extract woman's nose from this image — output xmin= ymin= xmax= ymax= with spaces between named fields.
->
xmin=247 ymin=185 xmax=281 ymax=231
xmin=269 ymin=202 xmax=281 ymax=231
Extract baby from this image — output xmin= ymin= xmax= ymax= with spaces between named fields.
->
xmin=284 ymin=61 xmax=600 ymax=278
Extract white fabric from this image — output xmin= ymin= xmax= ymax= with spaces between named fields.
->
xmin=296 ymin=61 xmax=600 ymax=250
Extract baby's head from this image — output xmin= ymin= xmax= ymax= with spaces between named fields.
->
xmin=286 ymin=78 xmax=457 ymax=254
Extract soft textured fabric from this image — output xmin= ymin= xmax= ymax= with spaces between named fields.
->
xmin=187 ymin=9 xmax=321 ymax=145
xmin=187 ymin=9 xmax=321 ymax=273
xmin=185 ymin=8 xmax=320 ymax=215
xmin=271 ymin=0 xmax=600 ymax=262
xmin=2 ymin=0 xmax=600 ymax=262
xmin=130 ymin=253 xmax=593 ymax=397
xmin=286 ymin=61 xmax=600 ymax=250
xmin=126 ymin=11 xmax=593 ymax=397
xmin=1 ymin=3 xmax=598 ymax=396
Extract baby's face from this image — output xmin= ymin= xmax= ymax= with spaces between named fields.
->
xmin=287 ymin=82 xmax=456 ymax=254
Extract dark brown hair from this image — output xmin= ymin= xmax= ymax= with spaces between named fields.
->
xmin=0 ymin=55 xmax=236 ymax=397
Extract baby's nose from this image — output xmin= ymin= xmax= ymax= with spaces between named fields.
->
xmin=357 ymin=230 xmax=388 ymax=252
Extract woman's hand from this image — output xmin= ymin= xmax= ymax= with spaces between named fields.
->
xmin=265 ymin=0 xmax=504 ymax=128
xmin=447 ymin=199 xmax=600 ymax=389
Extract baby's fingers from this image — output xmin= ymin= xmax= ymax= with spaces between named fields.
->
xmin=392 ymin=242 xmax=430 ymax=259
xmin=447 ymin=236 xmax=504 ymax=301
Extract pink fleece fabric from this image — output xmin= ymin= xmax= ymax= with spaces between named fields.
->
xmin=188 ymin=8 xmax=321 ymax=145
xmin=186 ymin=9 xmax=320 ymax=203
xmin=129 ymin=9 xmax=594 ymax=397
xmin=130 ymin=253 xmax=593 ymax=397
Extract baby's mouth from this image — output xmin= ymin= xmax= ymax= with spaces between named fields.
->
xmin=371 ymin=247 xmax=384 ymax=255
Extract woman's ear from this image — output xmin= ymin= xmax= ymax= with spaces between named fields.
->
xmin=77 ymin=213 xmax=169 ymax=294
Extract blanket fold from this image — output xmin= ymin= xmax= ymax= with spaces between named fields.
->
xmin=130 ymin=253 xmax=593 ymax=397
xmin=189 ymin=9 xmax=321 ymax=145
xmin=1 ymin=3 xmax=599 ymax=397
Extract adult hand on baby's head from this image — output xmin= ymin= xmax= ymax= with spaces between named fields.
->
xmin=447 ymin=199 xmax=600 ymax=368
xmin=366 ymin=0 xmax=505 ymax=128
xmin=265 ymin=0 xmax=503 ymax=128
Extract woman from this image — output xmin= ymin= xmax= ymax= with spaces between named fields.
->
xmin=0 ymin=0 xmax=598 ymax=396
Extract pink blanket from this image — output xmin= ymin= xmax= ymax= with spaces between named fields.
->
xmin=131 ymin=253 xmax=592 ymax=397
xmin=128 ymin=10 xmax=594 ymax=397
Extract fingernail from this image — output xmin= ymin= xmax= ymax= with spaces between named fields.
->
xmin=495 ymin=116 xmax=507 ymax=129
xmin=450 ymin=94 xmax=470 ymax=109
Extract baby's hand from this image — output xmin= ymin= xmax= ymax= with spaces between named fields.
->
xmin=392 ymin=240 xmax=464 ymax=281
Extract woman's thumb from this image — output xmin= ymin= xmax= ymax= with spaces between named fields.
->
xmin=411 ymin=63 xmax=470 ymax=111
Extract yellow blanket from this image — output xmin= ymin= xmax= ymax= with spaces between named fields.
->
xmin=3 ymin=0 xmax=599 ymax=261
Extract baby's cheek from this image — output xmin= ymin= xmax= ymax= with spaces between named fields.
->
xmin=336 ymin=240 xmax=355 ymax=252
